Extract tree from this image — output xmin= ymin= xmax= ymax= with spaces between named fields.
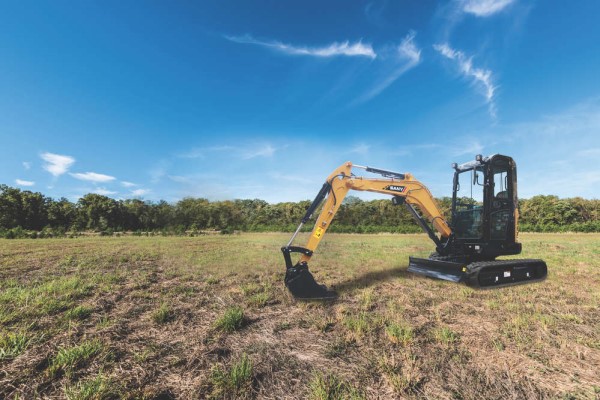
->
xmin=77 ymin=194 xmax=121 ymax=231
xmin=48 ymin=198 xmax=77 ymax=229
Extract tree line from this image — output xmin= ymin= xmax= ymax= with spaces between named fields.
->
xmin=0 ymin=184 xmax=599 ymax=238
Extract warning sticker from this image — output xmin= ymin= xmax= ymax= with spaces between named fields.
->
xmin=314 ymin=227 xmax=324 ymax=239
xmin=503 ymin=271 xmax=511 ymax=278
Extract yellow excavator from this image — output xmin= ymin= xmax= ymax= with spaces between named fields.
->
xmin=281 ymin=154 xmax=547 ymax=299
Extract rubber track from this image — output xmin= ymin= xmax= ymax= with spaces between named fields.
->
xmin=466 ymin=258 xmax=547 ymax=288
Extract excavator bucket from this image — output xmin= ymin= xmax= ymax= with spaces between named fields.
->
xmin=281 ymin=245 xmax=337 ymax=300
xmin=284 ymin=263 xmax=337 ymax=300
xmin=408 ymin=257 xmax=547 ymax=288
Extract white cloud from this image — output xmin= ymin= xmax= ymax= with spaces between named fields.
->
xmin=40 ymin=152 xmax=75 ymax=176
xmin=179 ymin=143 xmax=277 ymax=161
xmin=131 ymin=188 xmax=150 ymax=196
xmin=268 ymin=172 xmax=313 ymax=184
xmin=178 ymin=148 xmax=205 ymax=159
xmin=70 ymin=172 xmax=116 ymax=183
xmin=462 ymin=0 xmax=516 ymax=17
xmin=439 ymin=98 xmax=600 ymax=199
xmin=225 ymin=34 xmax=377 ymax=59
xmin=93 ymin=187 xmax=117 ymax=196
xmin=349 ymin=143 xmax=371 ymax=155
xmin=434 ymin=43 xmax=497 ymax=117
xmin=354 ymin=32 xmax=421 ymax=104
xmin=121 ymin=181 xmax=137 ymax=187
xmin=243 ymin=144 xmax=276 ymax=159
xmin=22 ymin=161 xmax=31 ymax=170
xmin=15 ymin=179 xmax=35 ymax=187
xmin=150 ymin=160 xmax=170 ymax=184
xmin=398 ymin=31 xmax=421 ymax=63
xmin=450 ymin=140 xmax=484 ymax=157
xmin=168 ymin=175 xmax=192 ymax=184
xmin=577 ymin=148 xmax=600 ymax=158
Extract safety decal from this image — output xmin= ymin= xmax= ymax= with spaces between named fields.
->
xmin=314 ymin=226 xmax=324 ymax=239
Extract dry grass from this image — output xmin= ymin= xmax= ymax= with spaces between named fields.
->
xmin=0 ymin=233 xmax=599 ymax=399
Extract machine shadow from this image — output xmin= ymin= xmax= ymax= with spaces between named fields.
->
xmin=331 ymin=265 xmax=415 ymax=294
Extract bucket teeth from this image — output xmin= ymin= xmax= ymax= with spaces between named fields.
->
xmin=285 ymin=263 xmax=337 ymax=300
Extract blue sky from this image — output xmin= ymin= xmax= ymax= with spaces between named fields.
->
xmin=1 ymin=0 xmax=600 ymax=203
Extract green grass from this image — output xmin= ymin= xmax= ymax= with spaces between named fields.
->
xmin=434 ymin=326 xmax=459 ymax=346
xmin=208 ymin=353 xmax=253 ymax=399
xmin=206 ymin=276 xmax=220 ymax=285
xmin=214 ymin=306 xmax=245 ymax=333
xmin=324 ymin=338 xmax=354 ymax=359
xmin=0 ymin=233 xmax=599 ymax=399
xmin=308 ymin=372 xmax=365 ymax=400
xmin=242 ymin=281 xmax=272 ymax=308
xmin=64 ymin=374 xmax=117 ymax=400
xmin=65 ymin=305 xmax=93 ymax=321
xmin=247 ymin=292 xmax=270 ymax=307
xmin=151 ymin=303 xmax=174 ymax=324
xmin=343 ymin=312 xmax=371 ymax=339
xmin=0 ymin=331 xmax=30 ymax=360
xmin=385 ymin=321 xmax=414 ymax=346
xmin=49 ymin=340 xmax=104 ymax=377
xmin=378 ymin=353 xmax=422 ymax=394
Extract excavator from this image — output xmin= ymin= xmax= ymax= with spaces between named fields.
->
xmin=281 ymin=154 xmax=547 ymax=299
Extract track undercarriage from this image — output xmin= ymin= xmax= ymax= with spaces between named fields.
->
xmin=408 ymin=256 xmax=547 ymax=288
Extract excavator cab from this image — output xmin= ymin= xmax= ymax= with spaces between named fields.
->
xmin=450 ymin=154 xmax=521 ymax=259
xmin=408 ymin=154 xmax=547 ymax=287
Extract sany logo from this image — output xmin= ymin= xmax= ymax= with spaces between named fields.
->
xmin=384 ymin=185 xmax=406 ymax=193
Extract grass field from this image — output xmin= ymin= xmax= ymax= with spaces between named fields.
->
xmin=1 ymin=233 xmax=599 ymax=399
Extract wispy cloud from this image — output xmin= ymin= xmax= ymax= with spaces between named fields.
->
xmin=353 ymin=32 xmax=421 ymax=104
xmin=225 ymin=34 xmax=376 ymax=59
xmin=93 ymin=187 xmax=117 ymax=196
xmin=131 ymin=188 xmax=150 ymax=196
xmin=243 ymin=144 xmax=276 ymax=159
xmin=70 ymin=172 xmax=116 ymax=183
xmin=178 ymin=149 xmax=205 ymax=159
xmin=150 ymin=160 xmax=170 ymax=184
xmin=40 ymin=152 xmax=75 ymax=177
xmin=179 ymin=143 xmax=278 ymax=160
xmin=349 ymin=143 xmax=371 ymax=155
xmin=15 ymin=179 xmax=35 ymax=187
xmin=22 ymin=161 xmax=31 ymax=170
xmin=178 ymin=145 xmax=235 ymax=159
xmin=577 ymin=148 xmax=600 ymax=158
xmin=450 ymin=140 xmax=484 ymax=156
xmin=121 ymin=181 xmax=137 ymax=187
xmin=434 ymin=43 xmax=497 ymax=117
xmin=168 ymin=175 xmax=193 ymax=184
xmin=268 ymin=172 xmax=313 ymax=184
xmin=462 ymin=0 xmax=516 ymax=17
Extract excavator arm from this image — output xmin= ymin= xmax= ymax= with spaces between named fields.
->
xmin=281 ymin=161 xmax=453 ymax=299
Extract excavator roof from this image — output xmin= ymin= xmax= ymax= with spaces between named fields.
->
xmin=454 ymin=153 xmax=505 ymax=172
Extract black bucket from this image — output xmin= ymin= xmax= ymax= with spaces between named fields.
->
xmin=285 ymin=263 xmax=337 ymax=300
